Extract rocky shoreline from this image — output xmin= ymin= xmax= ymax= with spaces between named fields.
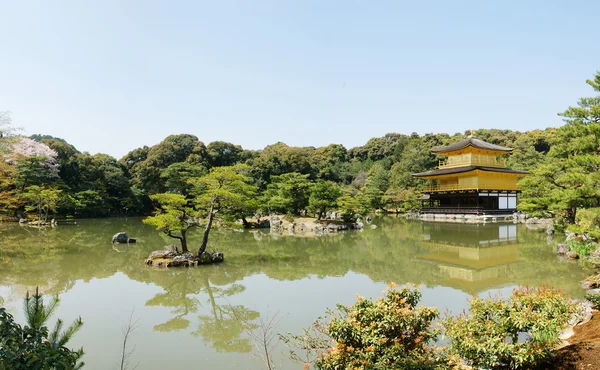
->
xmin=144 ymin=245 xmax=224 ymax=267
xmin=243 ymin=214 xmax=373 ymax=237
xmin=406 ymin=211 xmax=555 ymax=226
xmin=555 ymin=231 xmax=600 ymax=348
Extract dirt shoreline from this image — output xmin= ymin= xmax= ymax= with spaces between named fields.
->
xmin=553 ymin=311 xmax=600 ymax=369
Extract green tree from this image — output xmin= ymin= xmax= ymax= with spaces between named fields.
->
xmin=143 ymin=193 xmax=199 ymax=253
xmin=192 ymin=165 xmax=258 ymax=256
xmin=14 ymin=156 xmax=59 ymax=189
xmin=206 ymin=141 xmax=246 ymax=167
xmin=160 ymin=162 xmax=207 ymax=195
xmin=382 ymin=187 xmax=421 ymax=212
xmin=260 ymin=172 xmax=313 ymax=215
xmin=470 ymin=128 xmax=520 ymax=149
xmin=122 ymin=134 xmax=209 ymax=196
xmin=519 ymin=72 xmax=600 ymax=223
xmin=388 ymin=137 xmax=435 ymax=190
xmin=337 ymin=187 xmax=364 ymax=222
xmin=20 ymin=186 xmax=62 ymax=222
xmin=0 ymin=113 xmax=22 ymax=216
xmin=68 ymin=153 xmax=134 ymax=216
xmin=71 ymin=190 xmax=105 ymax=216
xmin=0 ymin=160 xmax=19 ymax=216
xmin=309 ymin=144 xmax=350 ymax=182
xmin=247 ymin=143 xmax=313 ymax=188
xmin=360 ymin=163 xmax=389 ymax=211
xmin=308 ymin=180 xmax=341 ymax=219
xmin=348 ymin=133 xmax=409 ymax=162
xmin=506 ymin=129 xmax=553 ymax=171
xmin=32 ymin=136 xmax=80 ymax=189
xmin=0 ymin=287 xmax=84 ymax=369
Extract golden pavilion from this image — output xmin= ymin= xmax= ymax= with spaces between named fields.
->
xmin=412 ymin=137 xmax=529 ymax=215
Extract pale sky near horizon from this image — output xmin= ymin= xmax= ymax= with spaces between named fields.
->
xmin=1 ymin=0 xmax=599 ymax=159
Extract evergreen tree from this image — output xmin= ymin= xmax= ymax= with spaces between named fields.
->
xmin=20 ymin=186 xmax=62 ymax=222
xmin=308 ymin=180 xmax=342 ymax=219
xmin=519 ymin=72 xmax=600 ymax=222
xmin=192 ymin=164 xmax=258 ymax=256
xmin=360 ymin=163 xmax=389 ymax=211
xmin=0 ymin=287 xmax=84 ymax=369
xmin=143 ymin=193 xmax=199 ymax=253
xmin=259 ymin=172 xmax=313 ymax=215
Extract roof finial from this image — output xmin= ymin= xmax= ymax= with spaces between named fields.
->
xmin=468 ymin=129 xmax=475 ymax=138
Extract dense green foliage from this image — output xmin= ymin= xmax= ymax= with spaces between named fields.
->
xmin=569 ymin=208 xmax=600 ymax=241
xmin=444 ymin=287 xmax=578 ymax=369
xmin=519 ymin=72 xmax=600 ymax=226
xmin=143 ymin=193 xmax=199 ymax=253
xmin=191 ymin=164 xmax=258 ymax=255
xmin=584 ymin=292 xmax=600 ymax=309
xmin=0 ymin=288 xmax=84 ymax=369
xmin=317 ymin=284 xmax=447 ymax=370
xmin=286 ymin=285 xmax=577 ymax=370
xmin=0 ymin=117 xmax=537 ymax=220
xmin=1 ymin=71 xmax=599 ymax=230
xmin=566 ymin=239 xmax=597 ymax=257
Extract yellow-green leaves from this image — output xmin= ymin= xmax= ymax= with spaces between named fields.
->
xmin=444 ymin=286 xmax=578 ymax=369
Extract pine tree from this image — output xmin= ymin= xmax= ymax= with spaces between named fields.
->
xmin=519 ymin=72 xmax=600 ymax=223
xmin=0 ymin=287 xmax=84 ymax=369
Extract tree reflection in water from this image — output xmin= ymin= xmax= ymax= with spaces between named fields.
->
xmin=143 ymin=268 xmax=259 ymax=353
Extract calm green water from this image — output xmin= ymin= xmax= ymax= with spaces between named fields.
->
xmin=0 ymin=217 xmax=590 ymax=369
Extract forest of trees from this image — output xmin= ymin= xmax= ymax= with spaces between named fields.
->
xmin=0 ymin=72 xmax=599 ymax=234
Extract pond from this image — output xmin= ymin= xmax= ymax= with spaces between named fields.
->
xmin=0 ymin=217 xmax=590 ymax=369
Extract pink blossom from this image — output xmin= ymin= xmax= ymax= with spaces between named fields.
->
xmin=8 ymin=137 xmax=60 ymax=176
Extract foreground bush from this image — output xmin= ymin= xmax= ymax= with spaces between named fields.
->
xmin=285 ymin=285 xmax=579 ymax=370
xmin=574 ymin=208 xmax=600 ymax=241
xmin=316 ymin=284 xmax=451 ymax=370
xmin=0 ymin=288 xmax=84 ymax=369
xmin=444 ymin=286 xmax=578 ymax=370
xmin=585 ymin=292 xmax=600 ymax=309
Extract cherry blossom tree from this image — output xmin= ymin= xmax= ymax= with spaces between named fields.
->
xmin=9 ymin=138 xmax=60 ymax=187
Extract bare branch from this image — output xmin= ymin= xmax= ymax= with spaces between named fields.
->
xmin=115 ymin=309 xmax=141 ymax=370
xmin=230 ymin=303 xmax=282 ymax=370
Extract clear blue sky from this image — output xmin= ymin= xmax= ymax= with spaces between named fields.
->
xmin=1 ymin=0 xmax=598 ymax=159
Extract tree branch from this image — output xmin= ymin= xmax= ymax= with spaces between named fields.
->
xmin=165 ymin=231 xmax=183 ymax=240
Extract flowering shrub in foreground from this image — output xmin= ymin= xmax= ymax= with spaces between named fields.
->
xmin=316 ymin=284 xmax=454 ymax=370
xmin=444 ymin=286 xmax=578 ymax=370
xmin=285 ymin=285 xmax=578 ymax=370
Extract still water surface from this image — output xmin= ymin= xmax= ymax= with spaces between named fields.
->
xmin=0 ymin=217 xmax=590 ymax=369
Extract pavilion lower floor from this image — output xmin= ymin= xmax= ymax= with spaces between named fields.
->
xmin=420 ymin=191 xmax=518 ymax=215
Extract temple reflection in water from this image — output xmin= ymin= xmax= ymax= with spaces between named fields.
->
xmin=417 ymin=222 xmax=520 ymax=293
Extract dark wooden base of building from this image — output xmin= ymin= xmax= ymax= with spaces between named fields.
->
xmin=420 ymin=190 xmax=519 ymax=215
xmin=420 ymin=207 xmax=517 ymax=215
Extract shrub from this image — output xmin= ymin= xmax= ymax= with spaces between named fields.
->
xmin=585 ymin=292 xmax=600 ymax=309
xmin=566 ymin=239 xmax=597 ymax=257
xmin=0 ymin=287 xmax=84 ymax=369
xmin=444 ymin=286 xmax=578 ymax=370
xmin=575 ymin=208 xmax=600 ymax=241
xmin=315 ymin=284 xmax=449 ymax=370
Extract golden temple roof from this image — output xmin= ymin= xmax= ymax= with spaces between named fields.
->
xmin=431 ymin=137 xmax=513 ymax=154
